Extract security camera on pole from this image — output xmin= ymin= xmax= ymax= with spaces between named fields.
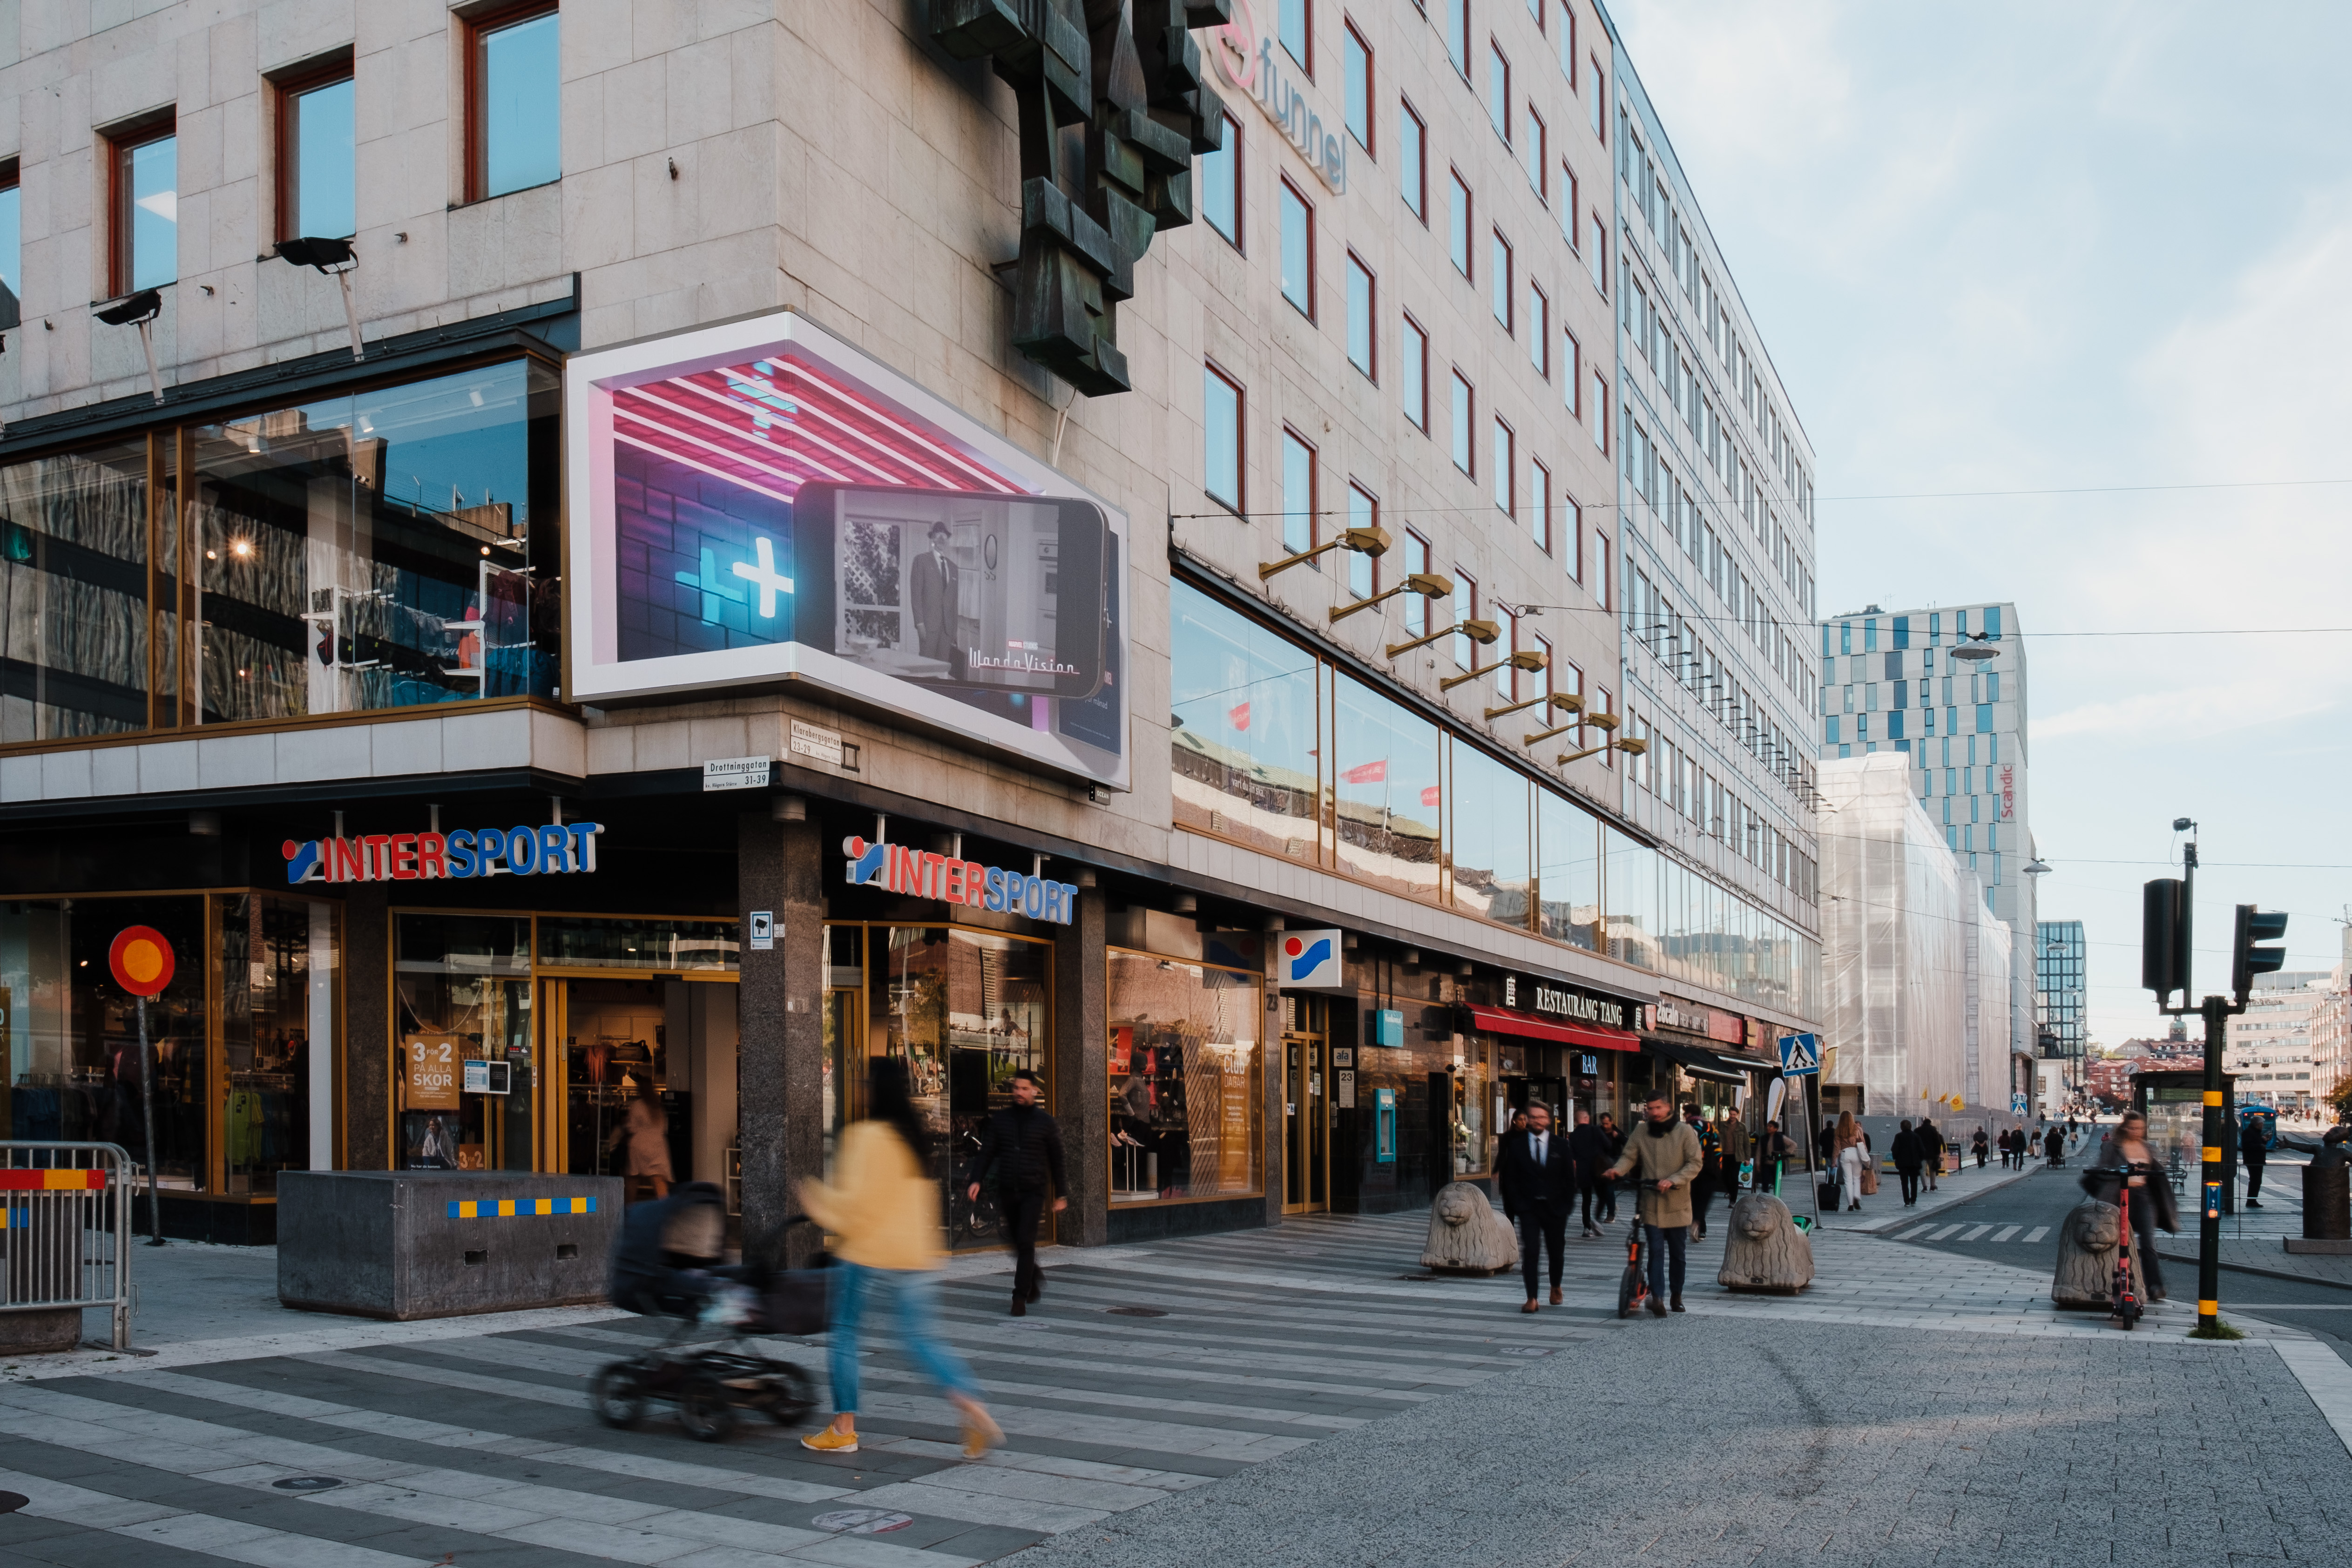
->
xmin=2142 ymin=818 xmax=2286 ymax=1339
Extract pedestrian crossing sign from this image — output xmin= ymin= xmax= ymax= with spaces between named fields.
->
xmin=1777 ymin=1033 xmax=1820 ymax=1076
xmin=2011 ymin=1092 xmax=2029 ymax=1115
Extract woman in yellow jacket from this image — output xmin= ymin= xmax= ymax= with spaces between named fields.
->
xmin=798 ymin=1057 xmax=1001 ymax=1459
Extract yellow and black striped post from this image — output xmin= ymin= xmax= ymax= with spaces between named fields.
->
xmin=2197 ymin=995 xmax=2227 ymax=1331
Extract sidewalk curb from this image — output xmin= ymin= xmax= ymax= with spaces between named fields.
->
xmin=1822 ymin=1162 xmax=2045 ymax=1235
xmin=2155 ymin=1250 xmax=2352 ymax=1294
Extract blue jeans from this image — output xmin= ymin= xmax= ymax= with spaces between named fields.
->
xmin=826 ymin=1262 xmax=982 ymax=1416
xmin=1644 ymin=1223 xmax=1688 ymax=1301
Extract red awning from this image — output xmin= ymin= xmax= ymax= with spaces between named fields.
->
xmin=1464 ymin=1003 xmax=1642 ymax=1052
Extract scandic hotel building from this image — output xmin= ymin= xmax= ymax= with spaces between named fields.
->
xmin=0 ymin=0 xmax=1821 ymax=1250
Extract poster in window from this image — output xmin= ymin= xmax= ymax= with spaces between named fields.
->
xmin=404 ymin=1034 xmax=461 ymax=1111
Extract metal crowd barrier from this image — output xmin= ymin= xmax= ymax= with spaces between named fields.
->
xmin=1 ymin=1142 xmax=133 ymax=1351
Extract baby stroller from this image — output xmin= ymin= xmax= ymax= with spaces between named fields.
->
xmin=589 ymin=1182 xmax=824 ymax=1441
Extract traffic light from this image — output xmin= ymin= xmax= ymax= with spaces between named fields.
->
xmin=2142 ymin=878 xmax=2189 ymax=1004
xmin=2231 ymin=904 xmax=2289 ymax=1001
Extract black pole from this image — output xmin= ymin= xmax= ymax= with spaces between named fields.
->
xmin=2197 ymin=993 xmax=2224 ymax=1330
xmin=137 ymin=994 xmax=164 ymax=1246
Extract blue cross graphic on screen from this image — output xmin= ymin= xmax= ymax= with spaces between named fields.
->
xmin=674 ymin=535 xmax=792 ymax=625
xmin=730 ymin=536 xmax=794 ymax=618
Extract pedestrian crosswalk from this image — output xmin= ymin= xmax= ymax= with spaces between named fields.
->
xmin=0 ymin=1211 xmax=1588 ymax=1568
xmin=1899 ymin=1222 xmax=2050 ymax=1245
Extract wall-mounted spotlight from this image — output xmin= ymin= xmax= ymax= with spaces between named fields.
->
xmin=275 ymin=237 xmax=364 ymax=360
xmin=1388 ymin=616 xmax=1495 ymax=660
xmin=1331 ymin=568 xmax=1452 ymax=624
xmin=93 ymin=289 xmax=165 ymax=403
xmin=1440 ymin=647 xmax=1544 ymax=693
xmin=1487 ymin=688 xmax=1581 ymax=723
xmin=1262 ymin=523 xmax=1388 ymax=582
xmin=1556 ymin=734 xmax=1647 ymax=766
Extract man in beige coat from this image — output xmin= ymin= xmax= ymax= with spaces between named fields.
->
xmin=1604 ymin=1091 xmax=1705 ymax=1316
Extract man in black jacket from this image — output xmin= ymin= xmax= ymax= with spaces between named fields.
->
xmin=1495 ymin=1102 xmax=1576 ymax=1313
xmin=2241 ymin=1115 xmax=2269 ymax=1209
xmin=1917 ymin=1117 xmax=1944 ymax=1192
xmin=1567 ymin=1108 xmax=1613 ymax=1237
xmin=964 ymin=1069 xmax=1068 ymax=1316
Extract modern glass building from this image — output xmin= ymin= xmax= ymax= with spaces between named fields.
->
xmin=2037 ymin=919 xmax=2087 ymax=1073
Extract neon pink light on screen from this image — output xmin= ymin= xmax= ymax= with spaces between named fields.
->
xmin=612 ymin=431 xmax=801 ymax=506
xmin=694 ymin=369 xmax=963 ymax=489
xmin=613 ymin=400 xmax=831 ymax=492
xmin=615 ymin=389 xmax=849 ymax=483
xmin=769 ymin=359 xmax=1019 ymax=494
xmin=666 ymin=375 xmax=908 ymax=485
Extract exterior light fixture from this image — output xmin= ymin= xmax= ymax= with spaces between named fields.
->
xmin=1487 ymin=689 xmax=1581 ymax=723
xmin=2024 ymin=858 xmax=2051 ymax=875
xmin=275 ymin=237 xmax=364 ymax=360
xmin=1331 ymin=567 xmax=1450 ymax=624
xmin=1389 ymin=616 xmax=1496 ymax=661
xmin=1949 ymin=633 xmax=1997 ymax=662
xmin=1261 ymin=523 xmax=1389 ymax=581
xmin=92 ymin=289 xmax=165 ymax=403
xmin=1440 ymin=646 xmax=1544 ymax=693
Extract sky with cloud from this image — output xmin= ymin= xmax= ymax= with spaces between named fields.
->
xmin=1611 ymin=0 xmax=2352 ymax=1052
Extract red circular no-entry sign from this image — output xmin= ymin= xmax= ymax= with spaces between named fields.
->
xmin=108 ymin=926 xmax=176 ymax=997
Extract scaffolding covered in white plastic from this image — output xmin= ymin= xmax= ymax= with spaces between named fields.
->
xmin=1957 ymin=872 xmax=2013 ymax=1115
xmin=1820 ymin=753 xmax=1970 ymax=1119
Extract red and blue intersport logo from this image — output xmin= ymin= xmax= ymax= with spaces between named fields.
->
xmin=1280 ymin=929 xmax=1344 ymax=989
xmin=284 ymin=823 xmax=604 ymax=884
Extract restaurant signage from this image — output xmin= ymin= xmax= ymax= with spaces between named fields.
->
xmin=284 ymin=823 xmax=606 ymax=884
xmin=1504 ymin=974 xmax=1636 ymax=1032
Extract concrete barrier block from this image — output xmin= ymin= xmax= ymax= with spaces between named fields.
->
xmin=278 ymin=1171 xmax=625 ymax=1320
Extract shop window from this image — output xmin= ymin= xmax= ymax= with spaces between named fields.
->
xmin=1330 ymin=670 xmax=1441 ymax=900
xmin=0 ymin=897 xmax=206 ymax=1188
xmin=1450 ymin=1037 xmax=1494 ymax=1176
xmin=1537 ymin=787 xmax=1601 ymax=949
xmin=0 ymin=439 xmax=155 ymax=742
xmin=186 ymin=358 xmax=560 ymax=723
xmin=1449 ymin=741 xmax=1529 ymax=927
xmin=468 ymin=1 xmax=561 ymax=202
xmin=868 ymin=925 xmax=1051 ymax=1251
xmin=1170 ymin=581 xmax=1322 ymax=858
xmin=537 ymin=915 xmax=738 ymax=971
xmin=216 ymin=894 xmax=338 ymax=1192
xmin=1604 ymin=823 xmax=1659 ymax=970
xmin=1106 ymin=950 xmax=1265 ymax=1203
xmin=394 ymin=913 xmax=534 ymax=1172
xmin=0 ymin=160 xmax=20 ymax=332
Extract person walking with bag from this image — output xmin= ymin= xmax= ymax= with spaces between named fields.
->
xmin=2240 ymin=1114 xmax=2269 ymax=1209
xmin=1891 ymin=1120 xmax=1925 ymax=1207
xmin=1568 ymin=1108 xmax=1612 ymax=1237
xmin=1971 ymin=1127 xmax=1990 ymax=1169
xmin=1596 ymin=1114 xmax=1628 ymax=1223
xmin=1604 ymin=1093 xmax=1704 ymax=1315
xmin=1497 ymin=1103 xmax=1575 ymax=1311
xmin=1835 ymin=1111 xmax=1867 ymax=1213
xmin=1683 ymin=1105 xmax=1725 ymax=1241
xmin=799 ymin=1058 xmax=1001 ymax=1459
xmin=1753 ymin=1120 xmax=1793 ymax=1193
xmin=964 ymin=1068 xmax=1067 ymax=1316
xmin=1916 ymin=1116 xmax=1944 ymax=1192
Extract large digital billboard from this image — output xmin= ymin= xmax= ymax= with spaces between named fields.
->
xmin=564 ymin=313 xmax=1129 ymax=788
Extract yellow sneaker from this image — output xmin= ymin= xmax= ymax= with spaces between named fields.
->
xmin=959 ymin=1406 xmax=1003 ymax=1460
xmin=799 ymin=1426 xmax=859 ymax=1454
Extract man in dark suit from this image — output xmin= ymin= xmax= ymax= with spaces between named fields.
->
xmin=1496 ymin=1101 xmax=1576 ymax=1313
xmin=910 ymin=520 xmax=960 ymax=670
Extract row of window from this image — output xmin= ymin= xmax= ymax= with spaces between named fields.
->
xmin=1170 ymin=578 xmax=1818 ymax=1008
xmin=1825 ymin=672 xmax=2003 ymax=716
xmin=1202 ymin=360 xmax=1611 ymax=673
xmin=1627 ymin=569 xmax=1811 ymax=805
xmin=1827 ymin=607 xmax=2004 ymax=656
xmin=0 ymin=3 xmax=558 ymax=308
xmin=1823 ymin=707 xmax=2000 ymax=745
xmin=1618 ymin=705 xmax=1817 ymax=902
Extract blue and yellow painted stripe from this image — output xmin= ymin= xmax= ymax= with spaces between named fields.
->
xmin=446 ymin=1196 xmax=599 ymax=1219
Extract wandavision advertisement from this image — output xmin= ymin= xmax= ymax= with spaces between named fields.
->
xmin=565 ymin=312 xmax=1129 ymax=788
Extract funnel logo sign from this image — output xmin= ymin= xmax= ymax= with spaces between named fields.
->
xmin=1280 ymin=928 xmax=1346 ymax=991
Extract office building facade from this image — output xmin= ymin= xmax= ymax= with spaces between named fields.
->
xmin=0 ymin=0 xmax=1820 ymax=1247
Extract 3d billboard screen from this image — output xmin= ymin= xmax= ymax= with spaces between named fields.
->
xmin=565 ymin=312 xmax=1129 ymax=788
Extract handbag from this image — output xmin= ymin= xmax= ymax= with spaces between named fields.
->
xmin=1858 ymin=1162 xmax=1879 ymax=1196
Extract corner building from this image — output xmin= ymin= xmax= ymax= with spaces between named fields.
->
xmin=0 ymin=0 xmax=1821 ymax=1251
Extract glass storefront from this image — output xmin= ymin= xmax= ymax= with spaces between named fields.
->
xmin=1105 ymin=948 xmax=1264 ymax=1204
xmin=2 ymin=893 xmax=331 ymax=1203
xmin=392 ymin=913 xmax=535 ymax=1171
xmin=0 ymin=356 xmax=559 ymax=745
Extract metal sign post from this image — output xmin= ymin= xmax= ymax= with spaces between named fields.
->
xmin=136 ymin=994 xmax=161 ymax=1246
xmin=108 ymin=925 xmax=177 ymax=1248
xmin=1777 ymin=1034 xmax=1824 ymax=1230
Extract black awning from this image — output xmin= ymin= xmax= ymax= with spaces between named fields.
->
xmin=1643 ymin=1037 xmax=1765 ymax=1084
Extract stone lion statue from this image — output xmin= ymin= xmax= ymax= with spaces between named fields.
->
xmin=1717 ymin=1192 xmax=1812 ymax=1293
xmin=1421 ymin=1181 xmax=1518 ymax=1274
xmin=2051 ymin=1196 xmax=2144 ymax=1309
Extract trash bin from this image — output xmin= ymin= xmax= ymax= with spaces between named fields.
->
xmin=278 ymin=1171 xmax=624 ymax=1320
xmin=2303 ymin=1162 xmax=2350 ymax=1243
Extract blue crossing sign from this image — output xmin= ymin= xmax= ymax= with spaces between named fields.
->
xmin=2011 ymin=1092 xmax=2029 ymax=1115
xmin=1777 ymin=1033 xmax=1820 ymax=1076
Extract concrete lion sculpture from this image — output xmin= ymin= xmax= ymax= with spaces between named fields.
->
xmin=2051 ymin=1196 xmax=2143 ymax=1309
xmin=1717 ymin=1191 xmax=1813 ymax=1293
xmin=1421 ymin=1181 xmax=1519 ymax=1274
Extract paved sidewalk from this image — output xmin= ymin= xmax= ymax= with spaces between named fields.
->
xmin=2156 ymin=1237 xmax=2352 ymax=1290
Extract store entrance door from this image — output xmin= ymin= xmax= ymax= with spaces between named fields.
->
xmin=1283 ymin=996 xmax=1328 ymax=1214
xmin=549 ymin=976 xmax=737 ymax=1202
